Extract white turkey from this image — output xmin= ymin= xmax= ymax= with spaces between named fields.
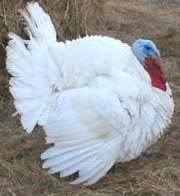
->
xmin=6 ymin=2 xmax=174 ymax=185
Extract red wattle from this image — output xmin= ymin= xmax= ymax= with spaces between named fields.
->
xmin=144 ymin=57 xmax=167 ymax=91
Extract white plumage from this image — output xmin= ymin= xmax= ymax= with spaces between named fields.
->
xmin=6 ymin=2 xmax=174 ymax=185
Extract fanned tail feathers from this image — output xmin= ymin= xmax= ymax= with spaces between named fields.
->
xmin=6 ymin=3 xmax=59 ymax=132
xmin=19 ymin=2 xmax=56 ymax=42
xmin=7 ymin=34 xmax=53 ymax=132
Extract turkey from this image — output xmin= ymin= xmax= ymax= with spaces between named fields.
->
xmin=6 ymin=2 xmax=174 ymax=185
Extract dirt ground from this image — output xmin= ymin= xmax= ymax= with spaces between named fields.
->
xmin=0 ymin=0 xmax=180 ymax=196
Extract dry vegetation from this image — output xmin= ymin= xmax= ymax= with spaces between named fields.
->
xmin=0 ymin=0 xmax=180 ymax=195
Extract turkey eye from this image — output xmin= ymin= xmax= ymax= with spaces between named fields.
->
xmin=145 ymin=46 xmax=151 ymax=50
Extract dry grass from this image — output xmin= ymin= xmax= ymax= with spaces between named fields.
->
xmin=1 ymin=0 xmax=180 ymax=195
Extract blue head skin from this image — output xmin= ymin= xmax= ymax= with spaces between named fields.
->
xmin=131 ymin=39 xmax=160 ymax=66
xmin=131 ymin=39 xmax=167 ymax=91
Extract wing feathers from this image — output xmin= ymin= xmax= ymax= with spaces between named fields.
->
xmin=42 ymin=143 xmax=99 ymax=169
xmin=47 ymin=151 xmax=97 ymax=175
xmin=39 ymin=88 xmax=127 ymax=184
xmin=41 ymin=140 xmax=99 ymax=159
xmin=70 ymin=163 xmax=105 ymax=185
xmin=60 ymin=156 xmax=100 ymax=177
